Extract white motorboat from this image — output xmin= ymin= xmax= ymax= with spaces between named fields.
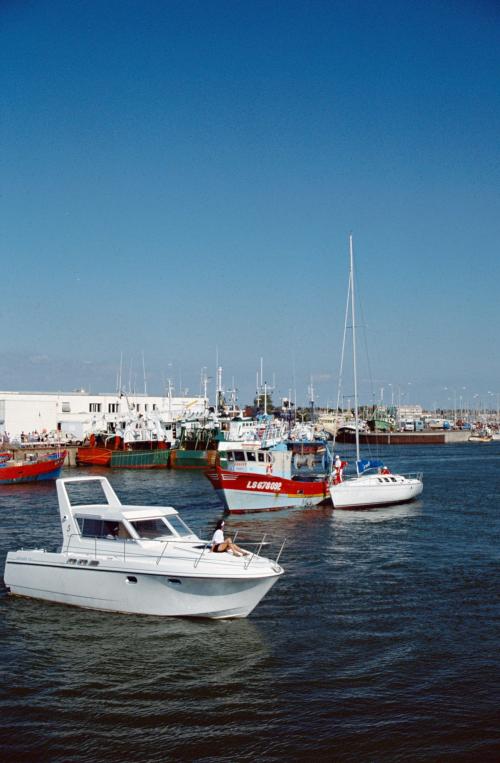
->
xmin=3 ymin=476 xmax=284 ymax=619
xmin=329 ymin=235 xmax=424 ymax=510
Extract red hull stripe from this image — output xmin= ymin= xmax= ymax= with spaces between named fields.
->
xmin=206 ymin=468 xmax=328 ymax=498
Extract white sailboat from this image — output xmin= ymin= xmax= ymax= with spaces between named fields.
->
xmin=329 ymin=235 xmax=423 ymax=510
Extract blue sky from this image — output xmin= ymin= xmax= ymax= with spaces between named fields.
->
xmin=1 ymin=1 xmax=499 ymax=410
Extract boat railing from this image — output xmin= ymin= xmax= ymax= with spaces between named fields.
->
xmin=193 ymin=543 xmax=208 ymax=569
xmin=340 ymin=470 xmax=424 ymax=482
xmin=64 ymin=532 xmax=286 ymax=569
xmin=244 ymin=533 xmax=267 ymax=569
xmin=244 ymin=533 xmax=287 ymax=570
xmin=402 ymin=471 xmax=423 ymax=481
xmin=155 ymin=541 xmax=170 ymax=566
xmin=65 ymin=533 xmax=131 ymax=562
xmin=274 ymin=538 xmax=287 ymax=567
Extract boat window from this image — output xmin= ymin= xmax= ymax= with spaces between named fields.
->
xmin=247 ymin=452 xmax=256 ymax=462
xmin=165 ymin=514 xmax=193 ymax=537
xmin=130 ymin=518 xmax=175 ymax=539
xmin=65 ymin=480 xmax=111 ymax=508
xmin=258 ymin=453 xmax=265 ymax=462
xmin=76 ymin=517 xmax=131 ymax=540
xmin=390 ymin=477 xmax=397 ymax=482
xmin=234 ymin=451 xmax=246 ymax=461
xmin=377 ymin=478 xmax=383 ymax=483
xmin=227 ymin=452 xmax=234 ymax=461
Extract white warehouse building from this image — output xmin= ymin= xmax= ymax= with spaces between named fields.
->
xmin=0 ymin=390 xmax=208 ymax=441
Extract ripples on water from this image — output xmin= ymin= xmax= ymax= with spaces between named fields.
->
xmin=1 ymin=446 xmax=499 ymax=761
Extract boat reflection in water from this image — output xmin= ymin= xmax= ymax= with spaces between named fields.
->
xmin=330 ymin=500 xmax=423 ymax=524
xmin=4 ymin=476 xmax=284 ymax=619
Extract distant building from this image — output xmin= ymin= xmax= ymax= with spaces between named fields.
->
xmin=0 ymin=390 xmax=208 ymax=440
xmin=397 ymin=404 xmax=423 ymax=419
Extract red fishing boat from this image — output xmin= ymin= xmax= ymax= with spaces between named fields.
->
xmin=0 ymin=451 xmax=66 ymax=484
xmin=206 ymin=444 xmax=330 ymax=514
xmin=76 ymin=436 xmax=170 ymax=468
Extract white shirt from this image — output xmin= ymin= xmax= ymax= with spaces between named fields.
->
xmin=212 ymin=529 xmax=224 ymax=546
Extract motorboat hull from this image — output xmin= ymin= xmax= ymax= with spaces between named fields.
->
xmin=330 ymin=474 xmax=423 ymax=509
xmin=4 ymin=552 xmax=281 ymax=619
xmin=207 ymin=468 xmax=329 ymax=514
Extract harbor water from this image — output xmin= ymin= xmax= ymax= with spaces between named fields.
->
xmin=1 ymin=444 xmax=499 ymax=761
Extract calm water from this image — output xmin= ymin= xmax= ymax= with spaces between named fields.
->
xmin=1 ymin=444 xmax=499 ymax=762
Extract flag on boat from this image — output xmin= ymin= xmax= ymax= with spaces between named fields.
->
xmin=356 ymin=458 xmax=384 ymax=474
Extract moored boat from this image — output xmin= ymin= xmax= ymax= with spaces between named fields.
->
xmin=206 ymin=443 xmax=330 ymax=514
xmin=330 ymin=460 xmax=423 ymax=509
xmin=169 ymin=421 xmax=219 ymax=469
xmin=76 ymin=395 xmax=174 ymax=468
xmin=3 ymin=475 xmax=284 ymax=618
xmin=76 ymin=439 xmax=170 ymax=468
xmin=468 ymin=431 xmax=493 ymax=443
xmin=329 ymin=235 xmax=423 ymax=509
xmin=0 ymin=450 xmax=66 ymax=485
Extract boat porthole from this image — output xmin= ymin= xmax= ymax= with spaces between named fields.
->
xmin=126 ymin=576 xmax=138 ymax=584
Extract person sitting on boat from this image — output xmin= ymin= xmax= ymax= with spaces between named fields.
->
xmin=106 ymin=523 xmax=119 ymax=539
xmin=211 ymin=519 xmax=248 ymax=557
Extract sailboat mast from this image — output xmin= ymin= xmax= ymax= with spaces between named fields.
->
xmin=349 ymin=234 xmax=360 ymax=464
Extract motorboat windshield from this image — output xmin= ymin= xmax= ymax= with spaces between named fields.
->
xmin=129 ymin=514 xmax=194 ymax=539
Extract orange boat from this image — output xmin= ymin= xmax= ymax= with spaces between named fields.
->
xmin=76 ymin=435 xmax=170 ymax=468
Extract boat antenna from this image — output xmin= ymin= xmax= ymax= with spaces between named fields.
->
xmin=142 ymin=352 xmax=147 ymax=396
xmin=118 ymin=352 xmax=123 ymax=394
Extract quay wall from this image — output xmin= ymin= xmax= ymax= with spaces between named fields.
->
xmin=7 ymin=430 xmax=473 ymax=468
xmin=334 ymin=430 xmax=471 ymax=446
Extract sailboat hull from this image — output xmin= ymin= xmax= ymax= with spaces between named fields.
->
xmin=330 ymin=473 xmax=423 ymax=509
